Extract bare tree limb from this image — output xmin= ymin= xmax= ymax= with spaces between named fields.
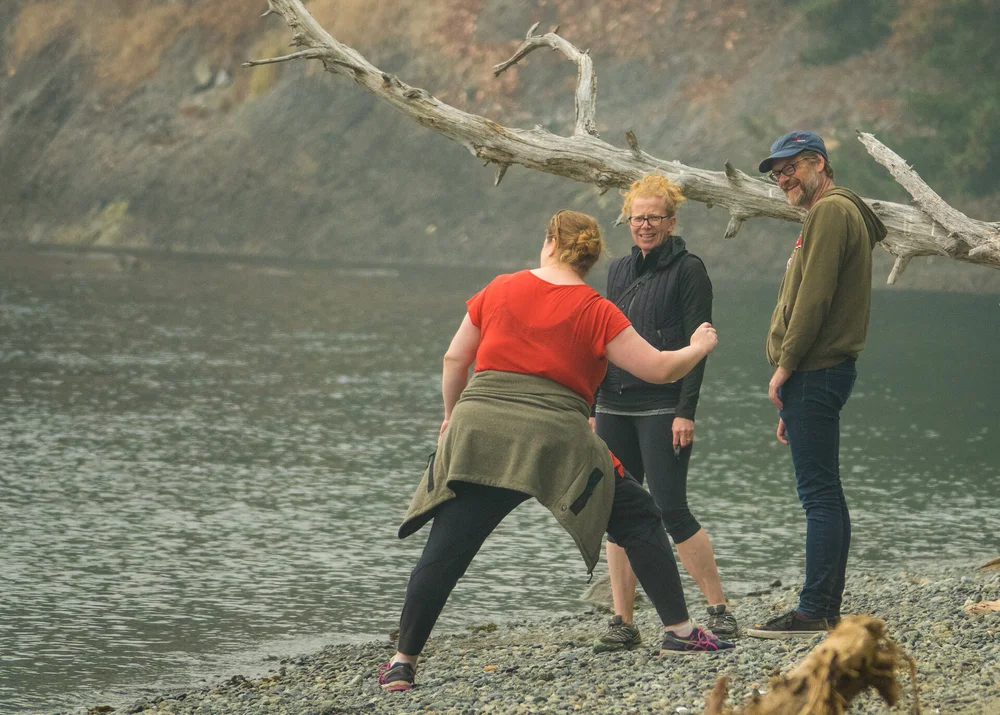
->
xmin=888 ymin=255 xmax=912 ymax=286
xmin=493 ymin=25 xmax=598 ymax=138
xmin=724 ymin=161 xmax=752 ymax=185
xmin=859 ymin=131 xmax=995 ymax=245
xmin=724 ymin=214 xmax=746 ymax=240
xmin=858 ymin=131 xmax=1000 ymax=281
xmin=252 ymin=0 xmax=1000 ymax=283
xmin=969 ymin=240 xmax=1000 ymax=263
xmin=625 ymin=130 xmax=641 ymax=154
xmin=494 ymin=163 xmax=510 ymax=187
xmin=242 ymin=48 xmax=327 ymax=68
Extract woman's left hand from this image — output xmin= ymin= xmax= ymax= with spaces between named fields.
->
xmin=439 ymin=418 xmax=450 ymax=439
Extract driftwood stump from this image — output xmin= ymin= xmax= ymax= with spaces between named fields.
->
xmin=705 ymin=616 xmax=919 ymax=715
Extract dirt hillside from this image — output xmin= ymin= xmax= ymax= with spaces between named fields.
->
xmin=2 ymin=0 xmax=997 ymax=291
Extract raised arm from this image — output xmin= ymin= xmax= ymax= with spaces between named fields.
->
xmin=606 ymin=322 xmax=717 ymax=385
xmin=441 ymin=313 xmax=481 ymax=432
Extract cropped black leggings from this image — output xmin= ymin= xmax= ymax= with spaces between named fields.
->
xmin=397 ymin=477 xmax=689 ymax=656
xmin=596 ymin=412 xmax=702 ymax=544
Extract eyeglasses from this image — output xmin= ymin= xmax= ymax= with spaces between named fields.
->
xmin=628 ymin=215 xmax=671 ymax=227
xmin=768 ymin=158 xmax=812 ymax=183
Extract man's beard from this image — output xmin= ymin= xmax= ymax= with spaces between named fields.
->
xmin=785 ymin=173 xmax=820 ymax=207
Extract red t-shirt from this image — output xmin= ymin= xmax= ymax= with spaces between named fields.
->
xmin=466 ymin=270 xmax=631 ymax=404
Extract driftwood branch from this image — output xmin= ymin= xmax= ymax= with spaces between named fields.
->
xmin=251 ymin=0 xmax=1000 ymax=284
xmin=242 ymin=48 xmax=326 ymax=68
xmin=888 ymin=255 xmax=912 ymax=285
xmin=980 ymin=555 xmax=1000 ymax=570
xmin=625 ymin=130 xmax=641 ymax=154
xmin=858 ymin=131 xmax=1000 ymax=282
xmin=494 ymin=163 xmax=510 ymax=187
xmin=493 ymin=25 xmax=598 ymax=138
xmin=705 ymin=616 xmax=920 ymax=715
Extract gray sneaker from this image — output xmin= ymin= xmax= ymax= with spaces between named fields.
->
xmin=745 ymin=609 xmax=836 ymax=639
xmin=705 ymin=604 xmax=741 ymax=639
xmin=593 ymin=615 xmax=641 ymax=653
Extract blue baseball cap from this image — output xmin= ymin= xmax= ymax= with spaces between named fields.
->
xmin=758 ymin=130 xmax=829 ymax=173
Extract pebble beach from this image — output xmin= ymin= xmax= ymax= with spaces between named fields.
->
xmin=77 ymin=562 xmax=1000 ymax=715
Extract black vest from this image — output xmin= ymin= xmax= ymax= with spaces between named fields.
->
xmin=599 ymin=239 xmax=704 ymax=398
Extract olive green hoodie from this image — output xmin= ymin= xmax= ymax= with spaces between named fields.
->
xmin=766 ymin=187 xmax=887 ymax=372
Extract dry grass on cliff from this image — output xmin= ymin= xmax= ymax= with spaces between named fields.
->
xmin=7 ymin=0 xmax=257 ymax=99
xmin=6 ymin=0 xmax=763 ymax=106
xmin=6 ymin=0 xmax=76 ymax=71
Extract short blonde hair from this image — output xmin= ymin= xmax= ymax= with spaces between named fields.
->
xmin=546 ymin=210 xmax=607 ymax=277
xmin=621 ymin=174 xmax=686 ymax=216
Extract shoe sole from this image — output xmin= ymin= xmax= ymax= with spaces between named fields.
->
xmin=592 ymin=640 xmax=641 ymax=654
xmin=381 ymin=682 xmax=415 ymax=692
xmin=706 ymin=629 xmax=742 ymax=640
xmin=658 ymin=648 xmax=735 ymax=657
xmin=745 ymin=627 xmax=828 ymax=639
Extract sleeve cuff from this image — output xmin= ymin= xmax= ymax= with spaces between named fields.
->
xmin=778 ymin=354 xmax=800 ymax=371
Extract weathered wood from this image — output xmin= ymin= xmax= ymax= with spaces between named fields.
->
xmin=964 ymin=599 xmax=1000 ymax=615
xmin=705 ymin=616 xmax=920 ymax=715
xmin=858 ymin=132 xmax=1000 ymax=282
xmin=492 ymin=26 xmax=598 ymax=138
xmin=247 ymin=0 xmax=1000 ymax=284
xmin=980 ymin=555 xmax=1000 ymax=570
xmin=493 ymin=163 xmax=510 ymax=187
xmin=243 ymin=48 xmax=325 ymax=67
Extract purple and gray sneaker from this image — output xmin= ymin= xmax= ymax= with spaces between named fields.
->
xmin=659 ymin=626 xmax=736 ymax=656
xmin=377 ymin=660 xmax=416 ymax=691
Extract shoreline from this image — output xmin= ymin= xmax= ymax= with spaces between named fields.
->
xmin=68 ymin=561 xmax=999 ymax=715
xmin=3 ymin=245 xmax=998 ymax=296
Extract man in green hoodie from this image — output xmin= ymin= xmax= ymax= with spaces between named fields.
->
xmin=746 ymin=131 xmax=887 ymax=639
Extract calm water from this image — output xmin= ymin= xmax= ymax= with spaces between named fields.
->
xmin=1 ymin=252 xmax=998 ymax=713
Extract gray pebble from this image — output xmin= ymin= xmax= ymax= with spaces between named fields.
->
xmin=87 ymin=562 xmax=1000 ymax=715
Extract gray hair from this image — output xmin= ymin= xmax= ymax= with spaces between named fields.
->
xmin=800 ymin=150 xmax=835 ymax=180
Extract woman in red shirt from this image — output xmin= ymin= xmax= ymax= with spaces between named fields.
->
xmin=378 ymin=210 xmax=731 ymax=692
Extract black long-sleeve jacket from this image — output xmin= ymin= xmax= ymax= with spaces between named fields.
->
xmin=595 ymin=237 xmax=712 ymax=419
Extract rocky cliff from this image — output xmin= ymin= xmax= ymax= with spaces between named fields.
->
xmin=2 ymin=0 xmax=998 ymax=291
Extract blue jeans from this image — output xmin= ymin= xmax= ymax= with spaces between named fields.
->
xmin=778 ymin=359 xmax=857 ymax=619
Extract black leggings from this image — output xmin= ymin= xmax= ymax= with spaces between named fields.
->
xmin=596 ymin=412 xmax=702 ymax=544
xmin=397 ymin=477 xmax=689 ymax=656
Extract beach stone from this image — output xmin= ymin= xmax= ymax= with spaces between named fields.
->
xmin=88 ymin=562 xmax=1000 ymax=715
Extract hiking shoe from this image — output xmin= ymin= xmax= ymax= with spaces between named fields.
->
xmin=745 ymin=609 xmax=836 ymax=639
xmin=377 ymin=660 xmax=415 ymax=692
xmin=593 ymin=615 xmax=642 ymax=653
xmin=705 ymin=604 xmax=741 ymax=639
xmin=659 ymin=626 xmax=735 ymax=655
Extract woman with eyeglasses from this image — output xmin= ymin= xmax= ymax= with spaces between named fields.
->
xmin=377 ymin=209 xmax=732 ymax=692
xmin=591 ymin=175 xmax=740 ymax=654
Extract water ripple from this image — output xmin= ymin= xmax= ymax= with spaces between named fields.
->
xmin=0 ymin=256 xmax=997 ymax=713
